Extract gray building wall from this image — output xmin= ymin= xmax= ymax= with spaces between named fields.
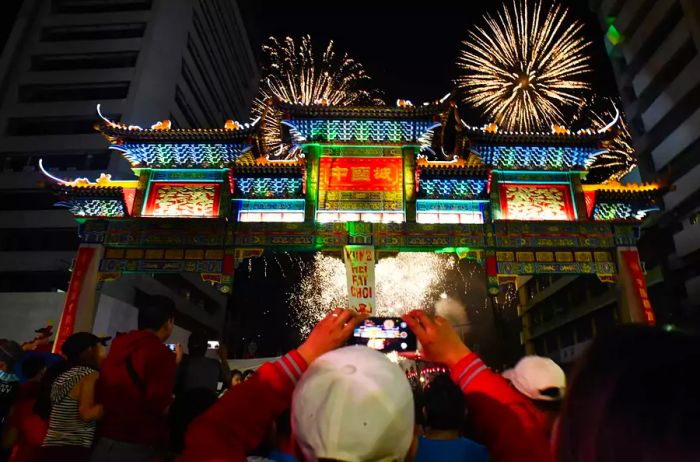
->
xmin=0 ymin=0 xmax=258 ymax=336
xmin=590 ymin=0 xmax=700 ymax=320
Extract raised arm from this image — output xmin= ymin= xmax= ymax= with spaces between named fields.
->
xmin=78 ymin=372 xmax=104 ymax=422
xmin=403 ymin=310 xmax=552 ymax=462
xmin=180 ymin=308 xmax=362 ymax=462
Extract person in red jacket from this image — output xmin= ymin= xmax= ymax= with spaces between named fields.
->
xmin=180 ymin=308 xmax=551 ymax=462
xmin=91 ymin=295 xmax=181 ymax=462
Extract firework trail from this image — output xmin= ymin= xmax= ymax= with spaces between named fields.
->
xmin=254 ymin=35 xmax=383 ymax=158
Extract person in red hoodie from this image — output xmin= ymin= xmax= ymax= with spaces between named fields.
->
xmin=179 ymin=309 xmax=551 ymax=462
xmin=91 ymin=295 xmax=181 ymax=462
xmin=2 ymin=356 xmax=48 ymax=462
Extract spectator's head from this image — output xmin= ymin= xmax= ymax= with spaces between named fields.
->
xmin=187 ymin=334 xmax=208 ymax=357
xmin=503 ymin=355 xmax=565 ymax=402
xmin=231 ymin=369 xmax=243 ymax=386
xmin=292 ymin=346 xmax=415 ymax=462
xmin=422 ymin=374 xmax=466 ymax=432
xmin=138 ymin=295 xmax=175 ymax=341
xmin=21 ymin=355 xmax=47 ymax=382
xmin=557 ymin=325 xmax=700 ymax=462
xmin=61 ymin=332 xmax=110 ymax=368
xmin=242 ymin=369 xmax=255 ymax=381
xmin=0 ymin=339 xmax=23 ymax=373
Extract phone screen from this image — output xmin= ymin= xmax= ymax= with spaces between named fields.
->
xmin=166 ymin=343 xmax=176 ymax=352
xmin=351 ymin=317 xmax=416 ymax=352
xmin=207 ymin=340 xmax=220 ymax=350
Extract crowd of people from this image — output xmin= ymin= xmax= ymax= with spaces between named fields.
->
xmin=0 ymin=299 xmax=699 ymax=462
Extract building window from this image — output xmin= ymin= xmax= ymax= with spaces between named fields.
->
xmin=174 ymin=86 xmax=200 ymax=128
xmin=18 ymin=82 xmax=130 ymax=103
xmin=0 ymin=272 xmax=71 ymax=292
xmin=5 ymin=114 xmax=120 ymax=136
xmin=0 ymin=228 xmax=78 ymax=251
xmin=31 ymin=51 xmax=138 ymax=70
xmin=51 ymin=0 xmax=152 ymax=14
xmin=40 ymin=23 xmax=146 ymax=41
xmin=0 ymin=191 xmax=58 ymax=211
xmin=1 ymin=150 xmax=111 ymax=172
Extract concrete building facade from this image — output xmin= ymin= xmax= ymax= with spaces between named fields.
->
xmin=0 ymin=0 xmax=258 ymax=340
xmin=589 ymin=0 xmax=700 ymax=321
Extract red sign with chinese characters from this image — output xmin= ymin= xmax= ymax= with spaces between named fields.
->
xmin=143 ymin=183 xmax=221 ymax=217
xmin=317 ymin=157 xmax=404 ymax=212
xmin=53 ymin=246 xmax=95 ymax=353
xmin=319 ymin=157 xmax=403 ymax=192
xmin=621 ymin=249 xmax=656 ymax=325
xmin=499 ymin=184 xmax=576 ymax=221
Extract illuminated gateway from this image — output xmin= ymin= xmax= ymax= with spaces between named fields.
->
xmin=45 ymin=98 xmax=665 ymax=347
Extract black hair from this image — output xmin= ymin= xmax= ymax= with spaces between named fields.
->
xmin=21 ymin=355 xmax=46 ymax=380
xmin=138 ymin=295 xmax=176 ymax=331
xmin=557 ymin=325 xmax=700 ymax=462
xmin=231 ymin=369 xmax=243 ymax=379
xmin=423 ymin=373 xmax=466 ymax=431
xmin=242 ymin=369 xmax=255 ymax=380
xmin=187 ymin=333 xmax=207 ymax=357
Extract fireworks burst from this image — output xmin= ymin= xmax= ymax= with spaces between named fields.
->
xmin=290 ymin=252 xmax=456 ymax=336
xmin=573 ymin=97 xmax=637 ymax=182
xmin=456 ymin=0 xmax=592 ymax=132
xmin=254 ymin=35 xmax=383 ymax=158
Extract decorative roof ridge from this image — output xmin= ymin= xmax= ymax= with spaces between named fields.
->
xmin=462 ymin=105 xmax=620 ymax=145
xmin=416 ymin=156 xmax=484 ymax=168
xmin=94 ymin=104 xmax=258 ymax=142
xmin=582 ymin=180 xmax=669 ymax=194
xmin=39 ymin=159 xmax=139 ymax=189
xmin=277 ymin=101 xmax=448 ymax=119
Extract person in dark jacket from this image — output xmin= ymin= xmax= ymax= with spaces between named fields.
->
xmin=91 ymin=295 xmax=180 ymax=462
xmin=175 ymin=334 xmax=230 ymax=395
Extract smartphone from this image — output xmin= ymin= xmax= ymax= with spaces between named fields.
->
xmin=207 ymin=340 xmax=220 ymax=350
xmin=351 ymin=317 xmax=417 ymax=352
xmin=166 ymin=343 xmax=177 ymax=352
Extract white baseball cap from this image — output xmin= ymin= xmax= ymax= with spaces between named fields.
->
xmin=502 ymin=355 xmax=566 ymax=401
xmin=292 ymin=346 xmax=415 ymax=462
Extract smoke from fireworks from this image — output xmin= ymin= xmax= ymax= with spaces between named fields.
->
xmin=290 ymin=253 xmax=456 ymax=336
xmin=254 ymin=35 xmax=383 ymax=158
xmin=456 ymin=0 xmax=592 ymax=132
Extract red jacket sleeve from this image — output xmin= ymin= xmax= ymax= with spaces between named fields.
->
xmin=143 ymin=344 xmax=177 ymax=416
xmin=180 ymin=350 xmax=307 ymax=462
xmin=450 ymin=353 xmax=553 ymax=462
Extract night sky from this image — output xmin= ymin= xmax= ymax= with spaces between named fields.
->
xmin=240 ymin=0 xmax=618 ymax=107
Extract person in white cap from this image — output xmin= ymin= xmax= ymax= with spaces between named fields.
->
xmin=180 ymin=308 xmax=551 ymax=462
xmin=292 ymin=345 xmax=415 ymax=462
xmin=503 ymin=356 xmax=566 ymax=439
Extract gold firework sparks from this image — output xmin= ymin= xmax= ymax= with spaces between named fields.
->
xmin=290 ymin=252 xmax=456 ymax=337
xmin=573 ymin=97 xmax=637 ymax=182
xmin=254 ymin=35 xmax=383 ymax=158
xmin=456 ymin=0 xmax=592 ymax=132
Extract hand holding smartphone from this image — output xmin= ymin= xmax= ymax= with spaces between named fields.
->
xmin=350 ymin=317 xmax=417 ymax=352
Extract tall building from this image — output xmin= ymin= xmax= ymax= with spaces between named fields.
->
xmin=518 ymin=268 xmax=666 ymax=365
xmin=0 ymin=0 xmax=258 ymax=342
xmin=589 ymin=0 xmax=700 ymax=322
